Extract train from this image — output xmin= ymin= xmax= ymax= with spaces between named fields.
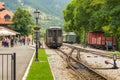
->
xmin=87 ymin=31 xmax=116 ymax=50
xmin=45 ymin=27 xmax=63 ymax=48
xmin=63 ymin=32 xmax=77 ymax=44
xmin=45 ymin=27 xmax=116 ymax=50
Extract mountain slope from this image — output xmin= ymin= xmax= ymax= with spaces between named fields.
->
xmin=0 ymin=0 xmax=19 ymax=11
xmin=0 ymin=0 xmax=70 ymax=29
xmin=23 ymin=0 xmax=70 ymax=17
xmin=0 ymin=0 xmax=70 ymax=17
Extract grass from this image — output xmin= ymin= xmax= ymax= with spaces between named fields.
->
xmin=26 ymin=49 xmax=54 ymax=80
xmin=107 ymin=51 xmax=120 ymax=57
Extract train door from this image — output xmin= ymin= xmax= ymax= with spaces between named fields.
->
xmin=46 ymin=30 xmax=52 ymax=44
xmin=57 ymin=29 xmax=62 ymax=43
xmin=52 ymin=30 xmax=57 ymax=43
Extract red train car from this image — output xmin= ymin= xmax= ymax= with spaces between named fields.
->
xmin=87 ymin=31 xmax=116 ymax=50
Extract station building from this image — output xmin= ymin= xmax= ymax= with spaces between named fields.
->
xmin=0 ymin=2 xmax=13 ymax=27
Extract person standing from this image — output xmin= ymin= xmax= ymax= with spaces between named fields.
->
xmin=23 ymin=38 xmax=25 ymax=45
xmin=11 ymin=37 xmax=14 ymax=47
xmin=26 ymin=37 xmax=30 ymax=45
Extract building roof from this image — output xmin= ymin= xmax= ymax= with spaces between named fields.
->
xmin=0 ymin=2 xmax=13 ymax=25
xmin=0 ymin=26 xmax=19 ymax=35
xmin=0 ymin=10 xmax=13 ymax=18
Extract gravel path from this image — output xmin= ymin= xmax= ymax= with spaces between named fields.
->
xmin=61 ymin=45 xmax=120 ymax=80
xmin=45 ymin=49 xmax=79 ymax=80
xmin=80 ymin=52 xmax=120 ymax=80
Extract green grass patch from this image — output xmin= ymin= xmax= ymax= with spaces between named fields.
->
xmin=107 ymin=51 xmax=120 ymax=57
xmin=26 ymin=49 xmax=54 ymax=80
xmin=38 ymin=49 xmax=48 ymax=61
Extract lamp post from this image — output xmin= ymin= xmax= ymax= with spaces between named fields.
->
xmin=34 ymin=9 xmax=40 ymax=25
xmin=34 ymin=9 xmax=40 ymax=61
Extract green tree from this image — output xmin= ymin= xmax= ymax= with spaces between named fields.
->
xmin=105 ymin=0 xmax=120 ymax=37
xmin=63 ymin=0 xmax=120 ymax=46
xmin=103 ymin=0 xmax=120 ymax=49
xmin=63 ymin=0 xmax=76 ymax=32
xmin=11 ymin=7 xmax=33 ymax=36
xmin=73 ymin=0 xmax=92 ymax=44
xmin=89 ymin=0 xmax=105 ymax=31
xmin=63 ymin=0 xmax=98 ymax=44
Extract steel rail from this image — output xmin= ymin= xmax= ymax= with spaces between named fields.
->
xmin=63 ymin=43 xmax=120 ymax=59
xmin=57 ymin=48 xmax=107 ymax=80
xmin=55 ymin=50 xmax=84 ymax=79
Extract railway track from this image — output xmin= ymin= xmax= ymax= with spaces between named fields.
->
xmin=63 ymin=43 xmax=120 ymax=59
xmin=55 ymin=48 xmax=107 ymax=80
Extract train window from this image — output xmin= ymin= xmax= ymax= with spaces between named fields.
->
xmin=48 ymin=30 xmax=52 ymax=37
xmin=47 ymin=28 xmax=62 ymax=37
xmin=4 ymin=14 xmax=10 ymax=21
xmin=58 ymin=30 xmax=62 ymax=36
xmin=53 ymin=30 xmax=57 ymax=37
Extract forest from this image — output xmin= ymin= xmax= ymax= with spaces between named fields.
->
xmin=63 ymin=0 xmax=120 ymax=49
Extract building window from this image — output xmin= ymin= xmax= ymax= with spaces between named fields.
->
xmin=4 ymin=14 xmax=10 ymax=21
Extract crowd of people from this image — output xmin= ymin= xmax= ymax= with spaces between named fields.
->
xmin=1 ymin=36 xmax=31 ymax=47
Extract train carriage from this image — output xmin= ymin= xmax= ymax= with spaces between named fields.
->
xmin=45 ymin=27 xmax=63 ymax=48
xmin=63 ymin=32 xmax=77 ymax=44
xmin=87 ymin=31 xmax=116 ymax=50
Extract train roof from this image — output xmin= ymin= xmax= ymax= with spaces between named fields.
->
xmin=47 ymin=27 xmax=62 ymax=30
xmin=64 ymin=32 xmax=76 ymax=35
xmin=89 ymin=31 xmax=104 ymax=33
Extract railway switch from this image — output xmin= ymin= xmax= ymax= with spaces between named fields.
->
xmin=113 ymin=54 xmax=118 ymax=69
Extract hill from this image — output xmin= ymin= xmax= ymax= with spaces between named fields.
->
xmin=23 ymin=0 xmax=70 ymax=17
xmin=0 ymin=0 xmax=70 ymax=17
xmin=0 ymin=0 xmax=70 ymax=29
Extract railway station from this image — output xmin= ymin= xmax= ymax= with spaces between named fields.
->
xmin=0 ymin=0 xmax=120 ymax=80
